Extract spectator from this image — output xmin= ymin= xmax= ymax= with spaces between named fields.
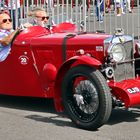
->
xmin=126 ymin=0 xmax=132 ymax=13
xmin=121 ymin=0 xmax=126 ymax=14
xmin=0 ymin=11 xmax=19 ymax=62
xmin=45 ymin=0 xmax=54 ymax=9
xmin=0 ymin=0 xmax=7 ymax=10
xmin=120 ymin=0 xmax=131 ymax=14
xmin=110 ymin=0 xmax=115 ymax=11
xmin=72 ymin=0 xmax=90 ymax=11
xmin=105 ymin=0 xmax=110 ymax=13
xmin=115 ymin=0 xmax=122 ymax=16
xmin=95 ymin=0 xmax=104 ymax=22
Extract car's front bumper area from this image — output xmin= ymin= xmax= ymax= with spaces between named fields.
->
xmin=109 ymin=78 xmax=140 ymax=107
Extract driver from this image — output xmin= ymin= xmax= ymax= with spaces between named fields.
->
xmin=0 ymin=12 xmax=19 ymax=62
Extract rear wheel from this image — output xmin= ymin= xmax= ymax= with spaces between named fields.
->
xmin=62 ymin=65 xmax=112 ymax=130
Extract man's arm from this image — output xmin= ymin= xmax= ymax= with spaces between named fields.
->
xmin=0 ymin=29 xmax=20 ymax=46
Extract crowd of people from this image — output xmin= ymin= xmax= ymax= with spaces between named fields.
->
xmin=94 ymin=0 xmax=133 ymax=22
xmin=68 ymin=0 xmax=133 ymax=22
xmin=110 ymin=0 xmax=132 ymax=15
xmin=0 ymin=0 xmax=134 ymax=26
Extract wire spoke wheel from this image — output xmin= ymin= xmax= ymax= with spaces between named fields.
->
xmin=62 ymin=65 xmax=112 ymax=130
xmin=74 ymin=80 xmax=99 ymax=114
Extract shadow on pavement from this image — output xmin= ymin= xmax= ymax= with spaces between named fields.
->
xmin=0 ymin=95 xmax=56 ymax=113
xmin=0 ymin=95 xmax=76 ymax=129
xmin=25 ymin=114 xmax=75 ymax=128
xmin=107 ymin=107 xmax=140 ymax=125
xmin=1 ymin=95 xmax=140 ymax=129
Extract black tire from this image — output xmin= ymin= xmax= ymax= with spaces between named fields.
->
xmin=62 ymin=65 xmax=112 ymax=130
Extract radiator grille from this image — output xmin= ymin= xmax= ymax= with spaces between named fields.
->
xmin=113 ymin=41 xmax=135 ymax=82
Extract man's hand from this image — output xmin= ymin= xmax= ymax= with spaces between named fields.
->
xmin=23 ymin=22 xmax=33 ymax=28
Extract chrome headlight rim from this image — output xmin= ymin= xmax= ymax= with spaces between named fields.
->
xmin=107 ymin=43 xmax=126 ymax=62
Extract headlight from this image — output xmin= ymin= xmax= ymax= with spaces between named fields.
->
xmin=107 ymin=43 xmax=126 ymax=62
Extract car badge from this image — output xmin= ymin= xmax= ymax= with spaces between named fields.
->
xmin=96 ymin=46 xmax=103 ymax=51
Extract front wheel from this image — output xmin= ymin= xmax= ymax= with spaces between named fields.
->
xmin=62 ymin=65 xmax=112 ymax=130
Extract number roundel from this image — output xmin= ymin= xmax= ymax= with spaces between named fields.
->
xmin=18 ymin=55 xmax=29 ymax=65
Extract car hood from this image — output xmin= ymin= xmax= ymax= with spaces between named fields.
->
xmin=30 ymin=32 xmax=112 ymax=47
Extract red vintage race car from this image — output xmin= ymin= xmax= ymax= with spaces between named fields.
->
xmin=1 ymin=22 xmax=140 ymax=130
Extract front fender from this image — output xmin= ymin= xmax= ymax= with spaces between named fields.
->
xmin=54 ymin=55 xmax=102 ymax=112
xmin=109 ymin=79 xmax=140 ymax=107
xmin=67 ymin=55 xmax=102 ymax=68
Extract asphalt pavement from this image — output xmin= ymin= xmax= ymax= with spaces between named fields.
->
xmin=0 ymin=95 xmax=140 ymax=140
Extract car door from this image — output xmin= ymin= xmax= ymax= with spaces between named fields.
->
xmin=0 ymin=39 xmax=44 ymax=97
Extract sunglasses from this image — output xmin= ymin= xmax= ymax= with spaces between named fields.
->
xmin=36 ymin=16 xmax=49 ymax=21
xmin=2 ymin=18 xmax=12 ymax=23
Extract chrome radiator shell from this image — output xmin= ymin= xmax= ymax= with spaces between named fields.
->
xmin=104 ymin=36 xmax=134 ymax=82
xmin=113 ymin=41 xmax=135 ymax=82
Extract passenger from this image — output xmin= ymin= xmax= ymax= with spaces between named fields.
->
xmin=0 ymin=12 xmax=19 ymax=62
xmin=24 ymin=7 xmax=49 ymax=28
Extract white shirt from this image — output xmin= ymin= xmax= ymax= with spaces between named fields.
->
xmin=0 ymin=29 xmax=13 ymax=62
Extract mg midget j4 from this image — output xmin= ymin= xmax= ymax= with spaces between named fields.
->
xmin=1 ymin=22 xmax=140 ymax=130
